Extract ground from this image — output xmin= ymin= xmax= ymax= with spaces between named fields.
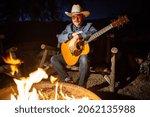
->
xmin=68 ymin=71 xmax=150 ymax=100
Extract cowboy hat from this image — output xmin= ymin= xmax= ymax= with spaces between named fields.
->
xmin=65 ymin=4 xmax=90 ymax=17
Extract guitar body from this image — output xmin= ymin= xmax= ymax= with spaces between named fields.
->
xmin=61 ymin=39 xmax=90 ymax=65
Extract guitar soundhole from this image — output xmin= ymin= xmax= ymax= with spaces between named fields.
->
xmin=73 ymin=41 xmax=84 ymax=56
xmin=74 ymin=50 xmax=81 ymax=56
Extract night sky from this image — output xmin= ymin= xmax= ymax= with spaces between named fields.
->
xmin=0 ymin=0 xmax=149 ymax=23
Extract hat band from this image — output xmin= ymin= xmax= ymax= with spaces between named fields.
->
xmin=71 ymin=12 xmax=82 ymax=13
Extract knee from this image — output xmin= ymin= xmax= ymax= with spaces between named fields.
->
xmin=79 ymin=55 xmax=89 ymax=65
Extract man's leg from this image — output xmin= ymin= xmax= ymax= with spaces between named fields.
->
xmin=50 ymin=54 xmax=71 ymax=81
xmin=78 ymin=55 xmax=90 ymax=87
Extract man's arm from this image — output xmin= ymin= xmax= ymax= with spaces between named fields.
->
xmin=58 ymin=29 xmax=71 ymax=43
xmin=58 ymin=24 xmax=74 ymax=43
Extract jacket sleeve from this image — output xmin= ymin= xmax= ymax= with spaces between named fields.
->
xmin=58 ymin=24 xmax=73 ymax=43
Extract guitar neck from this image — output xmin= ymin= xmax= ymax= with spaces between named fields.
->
xmin=86 ymin=24 xmax=113 ymax=43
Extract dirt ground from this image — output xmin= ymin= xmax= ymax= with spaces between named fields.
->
xmin=68 ymin=71 xmax=150 ymax=100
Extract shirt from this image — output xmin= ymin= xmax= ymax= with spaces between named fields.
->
xmin=58 ymin=22 xmax=97 ymax=43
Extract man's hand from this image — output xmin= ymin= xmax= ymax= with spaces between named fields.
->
xmin=69 ymin=35 xmax=79 ymax=54
xmin=72 ymin=31 xmax=83 ymax=37
xmin=72 ymin=32 xmax=80 ymax=37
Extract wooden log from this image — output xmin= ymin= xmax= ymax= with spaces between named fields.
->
xmin=109 ymin=47 xmax=118 ymax=92
xmin=39 ymin=44 xmax=57 ymax=67
xmin=39 ymin=49 xmax=48 ymax=67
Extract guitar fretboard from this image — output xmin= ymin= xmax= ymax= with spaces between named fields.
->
xmin=86 ymin=24 xmax=113 ymax=43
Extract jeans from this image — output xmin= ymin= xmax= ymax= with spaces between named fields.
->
xmin=50 ymin=54 xmax=90 ymax=86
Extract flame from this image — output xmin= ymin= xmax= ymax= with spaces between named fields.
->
xmin=54 ymin=82 xmax=59 ymax=100
xmin=11 ymin=68 xmax=48 ymax=100
xmin=2 ymin=52 xmax=23 ymax=75
xmin=10 ymin=65 xmax=19 ymax=76
xmin=50 ymin=76 xmax=89 ymax=100
xmin=50 ymin=75 xmax=58 ymax=83
xmin=59 ymin=83 xmax=89 ymax=100
xmin=2 ymin=52 xmax=22 ymax=65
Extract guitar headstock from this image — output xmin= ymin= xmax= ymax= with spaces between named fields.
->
xmin=111 ymin=15 xmax=129 ymax=28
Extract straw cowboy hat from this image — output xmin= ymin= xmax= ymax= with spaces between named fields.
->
xmin=65 ymin=4 xmax=90 ymax=17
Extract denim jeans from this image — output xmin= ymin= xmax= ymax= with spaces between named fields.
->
xmin=50 ymin=54 xmax=90 ymax=86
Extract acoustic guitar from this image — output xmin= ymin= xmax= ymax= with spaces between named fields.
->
xmin=61 ymin=16 xmax=129 ymax=65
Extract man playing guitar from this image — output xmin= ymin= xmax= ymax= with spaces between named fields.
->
xmin=51 ymin=4 xmax=97 ymax=87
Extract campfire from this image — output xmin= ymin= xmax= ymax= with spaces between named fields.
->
xmin=2 ymin=51 xmax=23 ymax=76
xmin=0 ymin=52 xmax=101 ymax=100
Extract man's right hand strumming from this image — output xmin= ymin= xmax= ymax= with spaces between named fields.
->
xmin=68 ymin=34 xmax=79 ymax=54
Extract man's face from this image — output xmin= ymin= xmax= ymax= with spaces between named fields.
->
xmin=71 ymin=14 xmax=85 ymax=27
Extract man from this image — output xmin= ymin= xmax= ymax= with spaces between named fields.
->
xmin=51 ymin=4 xmax=97 ymax=87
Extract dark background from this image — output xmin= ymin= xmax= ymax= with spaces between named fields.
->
xmin=0 ymin=0 xmax=150 ymax=75
xmin=0 ymin=0 xmax=148 ymax=22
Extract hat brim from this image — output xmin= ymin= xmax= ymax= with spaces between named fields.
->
xmin=65 ymin=11 xmax=90 ymax=17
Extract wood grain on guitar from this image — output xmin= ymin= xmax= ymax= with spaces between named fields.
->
xmin=61 ymin=15 xmax=129 ymax=65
